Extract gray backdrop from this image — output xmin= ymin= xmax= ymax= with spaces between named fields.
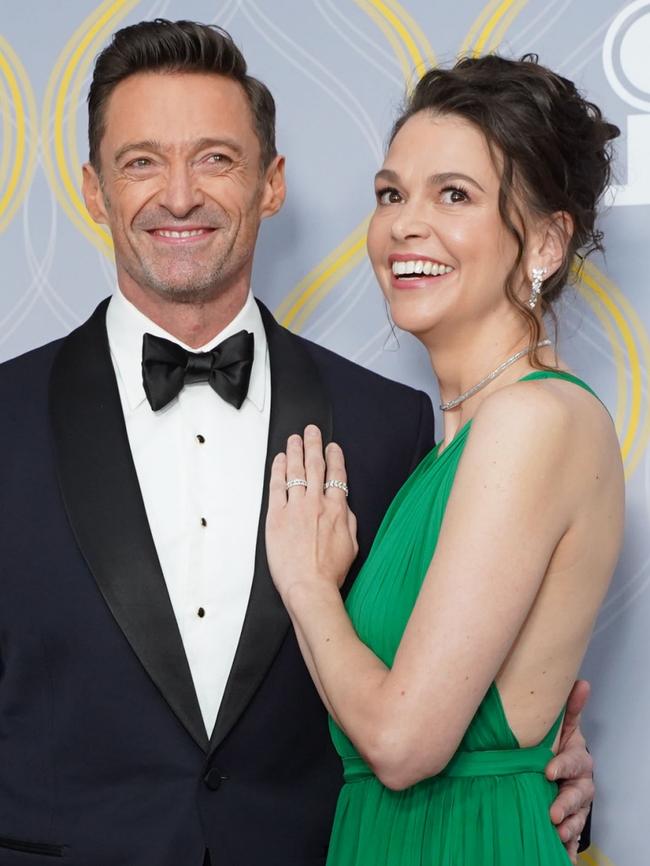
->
xmin=1 ymin=2 xmax=648 ymax=864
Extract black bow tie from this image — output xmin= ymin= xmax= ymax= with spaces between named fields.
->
xmin=141 ymin=330 xmax=255 ymax=412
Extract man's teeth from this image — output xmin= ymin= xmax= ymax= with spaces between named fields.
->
xmin=391 ymin=260 xmax=454 ymax=277
xmin=156 ymin=229 xmax=207 ymax=238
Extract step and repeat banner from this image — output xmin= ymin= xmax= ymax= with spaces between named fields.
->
xmin=0 ymin=1 xmax=647 ymax=863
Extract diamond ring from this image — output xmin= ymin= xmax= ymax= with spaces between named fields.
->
xmin=324 ymin=479 xmax=349 ymax=497
xmin=286 ymin=478 xmax=308 ymax=490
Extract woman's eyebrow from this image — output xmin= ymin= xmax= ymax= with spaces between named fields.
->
xmin=373 ymin=168 xmax=485 ymax=193
xmin=427 ymin=171 xmax=485 ymax=192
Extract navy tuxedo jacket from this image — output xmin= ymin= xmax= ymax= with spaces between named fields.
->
xmin=0 ymin=299 xmax=434 ymax=866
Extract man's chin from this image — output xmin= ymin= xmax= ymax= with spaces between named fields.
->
xmin=138 ymin=268 xmax=227 ymax=304
xmin=149 ymin=283 xmax=222 ymax=305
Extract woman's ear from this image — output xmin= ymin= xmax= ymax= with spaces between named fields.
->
xmin=526 ymin=210 xmax=574 ymax=278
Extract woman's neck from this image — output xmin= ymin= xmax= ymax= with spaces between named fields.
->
xmin=423 ymin=320 xmax=553 ymax=444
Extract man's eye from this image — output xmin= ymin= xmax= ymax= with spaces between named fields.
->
xmin=204 ymin=153 xmax=231 ymax=166
xmin=126 ymin=158 xmax=153 ymax=170
xmin=376 ymin=187 xmax=402 ymax=205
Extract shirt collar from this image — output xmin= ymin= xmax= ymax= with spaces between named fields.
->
xmin=106 ymin=288 xmax=268 ymax=414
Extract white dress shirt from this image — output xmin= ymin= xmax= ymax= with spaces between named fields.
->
xmin=106 ymin=289 xmax=271 ymax=736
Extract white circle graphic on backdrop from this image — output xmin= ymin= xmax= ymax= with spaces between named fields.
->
xmin=603 ymin=0 xmax=650 ymax=112
xmin=621 ymin=10 xmax=650 ymax=92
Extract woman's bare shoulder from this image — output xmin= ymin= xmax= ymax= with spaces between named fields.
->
xmin=471 ymin=373 xmax=617 ymax=455
xmin=458 ymin=375 xmax=623 ymax=525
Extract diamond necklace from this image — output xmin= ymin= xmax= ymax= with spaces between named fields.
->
xmin=439 ymin=339 xmax=552 ymax=411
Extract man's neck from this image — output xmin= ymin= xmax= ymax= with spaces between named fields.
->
xmin=117 ymin=282 xmax=250 ymax=348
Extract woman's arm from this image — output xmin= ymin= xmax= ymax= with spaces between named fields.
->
xmin=266 ymin=385 xmax=586 ymax=790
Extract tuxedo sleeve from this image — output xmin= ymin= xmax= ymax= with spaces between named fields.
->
xmin=408 ymin=391 xmax=436 ymax=472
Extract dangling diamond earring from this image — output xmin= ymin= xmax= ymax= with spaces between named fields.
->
xmin=528 ymin=267 xmax=548 ymax=309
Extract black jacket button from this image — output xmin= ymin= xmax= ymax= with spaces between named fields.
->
xmin=203 ymin=768 xmax=223 ymax=791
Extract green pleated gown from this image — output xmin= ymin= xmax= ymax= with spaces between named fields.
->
xmin=328 ymin=372 xmax=597 ymax=865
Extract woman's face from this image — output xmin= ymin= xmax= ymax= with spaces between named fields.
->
xmin=367 ymin=111 xmax=525 ymax=343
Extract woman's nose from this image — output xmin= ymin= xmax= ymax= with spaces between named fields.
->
xmin=390 ymin=203 xmax=432 ymax=242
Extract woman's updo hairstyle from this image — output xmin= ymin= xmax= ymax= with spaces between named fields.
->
xmin=390 ymin=54 xmax=619 ymax=367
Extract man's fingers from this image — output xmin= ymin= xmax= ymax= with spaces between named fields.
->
xmin=546 ymin=747 xmax=593 ymax=783
xmin=566 ymin=680 xmax=591 ymax=719
xmin=566 ymin=839 xmax=580 ymax=865
xmin=550 ymin=780 xmax=594 ymax=825
xmin=555 ymin=807 xmax=590 ymax=844
xmin=560 ymin=680 xmax=591 ymax=745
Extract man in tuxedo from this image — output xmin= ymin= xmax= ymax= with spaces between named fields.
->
xmin=0 ymin=19 xmax=593 ymax=866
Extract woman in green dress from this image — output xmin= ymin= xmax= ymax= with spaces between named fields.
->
xmin=265 ymin=55 xmax=624 ymax=865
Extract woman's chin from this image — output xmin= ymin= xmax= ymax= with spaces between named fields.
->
xmin=388 ymin=304 xmax=442 ymax=340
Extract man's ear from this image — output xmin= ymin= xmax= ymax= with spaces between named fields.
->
xmin=260 ymin=155 xmax=286 ymax=220
xmin=82 ymin=162 xmax=110 ymax=225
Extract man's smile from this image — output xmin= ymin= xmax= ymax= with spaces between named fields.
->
xmin=145 ymin=226 xmax=217 ymax=245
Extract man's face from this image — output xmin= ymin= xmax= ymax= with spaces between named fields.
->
xmin=83 ymin=71 xmax=284 ymax=306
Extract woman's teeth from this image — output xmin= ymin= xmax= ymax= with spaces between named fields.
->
xmin=391 ymin=260 xmax=454 ymax=277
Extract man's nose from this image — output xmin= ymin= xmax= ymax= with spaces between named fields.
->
xmin=158 ymin=163 xmax=204 ymax=217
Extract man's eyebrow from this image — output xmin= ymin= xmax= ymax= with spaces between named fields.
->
xmin=113 ymin=137 xmax=244 ymax=163
xmin=192 ymin=136 xmax=244 ymax=156
xmin=373 ymin=168 xmax=485 ymax=194
xmin=113 ymin=140 xmax=164 ymax=163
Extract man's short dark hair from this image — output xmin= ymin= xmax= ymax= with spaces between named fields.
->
xmin=87 ymin=19 xmax=277 ymax=171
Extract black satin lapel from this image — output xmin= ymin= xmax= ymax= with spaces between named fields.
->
xmin=49 ymin=299 xmax=208 ymax=752
xmin=210 ymin=301 xmax=333 ymax=750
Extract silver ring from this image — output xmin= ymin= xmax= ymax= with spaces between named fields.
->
xmin=324 ymin=479 xmax=349 ymax=497
xmin=286 ymin=478 xmax=308 ymax=490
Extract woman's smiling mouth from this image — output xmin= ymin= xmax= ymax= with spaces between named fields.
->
xmin=389 ymin=254 xmax=455 ymax=288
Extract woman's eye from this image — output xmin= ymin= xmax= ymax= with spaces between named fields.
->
xmin=376 ymin=187 xmax=402 ymax=205
xmin=440 ymin=186 xmax=469 ymax=204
